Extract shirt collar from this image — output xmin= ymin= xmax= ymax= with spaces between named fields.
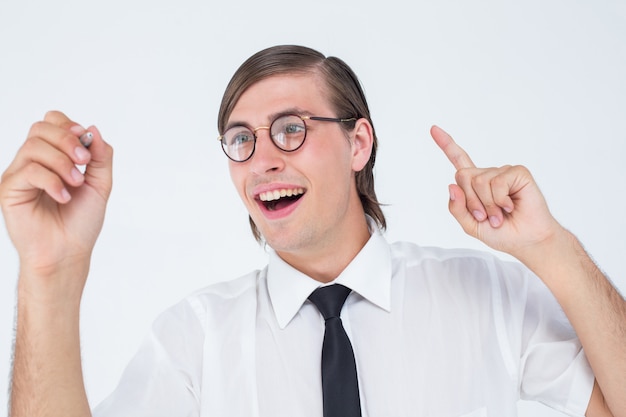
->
xmin=267 ymin=221 xmax=392 ymax=329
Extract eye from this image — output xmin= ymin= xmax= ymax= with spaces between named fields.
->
xmin=273 ymin=115 xmax=306 ymax=137
xmin=226 ymin=129 xmax=254 ymax=147
xmin=233 ymin=133 xmax=253 ymax=146
xmin=284 ymin=123 xmax=305 ymax=135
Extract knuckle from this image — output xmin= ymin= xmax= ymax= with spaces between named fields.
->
xmin=455 ymin=168 xmax=471 ymax=183
xmin=491 ymin=174 xmax=506 ymax=188
xmin=44 ymin=110 xmax=62 ymax=121
xmin=471 ymin=173 xmax=488 ymax=188
xmin=494 ymin=196 xmax=510 ymax=207
xmin=451 ymin=154 xmax=464 ymax=168
xmin=51 ymin=152 xmax=71 ymax=170
xmin=482 ymin=200 xmax=496 ymax=209
xmin=43 ymin=110 xmax=73 ymax=129
xmin=22 ymin=162 xmax=40 ymax=177
xmin=515 ymin=164 xmax=530 ymax=175
xmin=29 ymin=120 xmax=47 ymax=136
xmin=60 ymin=131 xmax=77 ymax=145
xmin=26 ymin=123 xmax=75 ymax=147
xmin=21 ymin=136 xmax=39 ymax=153
xmin=0 ymin=170 xmax=9 ymax=186
xmin=465 ymin=196 xmax=483 ymax=210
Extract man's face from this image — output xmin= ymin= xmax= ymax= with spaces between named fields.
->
xmin=226 ymin=73 xmax=369 ymax=260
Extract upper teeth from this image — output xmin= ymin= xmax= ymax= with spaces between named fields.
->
xmin=259 ymin=188 xmax=304 ymax=202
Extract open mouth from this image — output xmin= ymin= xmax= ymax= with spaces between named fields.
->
xmin=258 ymin=188 xmax=305 ymax=211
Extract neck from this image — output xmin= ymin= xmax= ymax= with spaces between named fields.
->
xmin=276 ymin=215 xmax=371 ymax=283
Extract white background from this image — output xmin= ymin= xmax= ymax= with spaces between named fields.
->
xmin=1 ymin=0 xmax=625 ymax=415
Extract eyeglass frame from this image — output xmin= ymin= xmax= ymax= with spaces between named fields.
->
xmin=217 ymin=114 xmax=358 ymax=162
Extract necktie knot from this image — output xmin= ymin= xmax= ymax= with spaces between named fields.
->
xmin=308 ymin=284 xmax=352 ymax=320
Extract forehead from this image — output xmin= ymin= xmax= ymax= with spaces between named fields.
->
xmin=228 ymin=73 xmax=333 ymax=124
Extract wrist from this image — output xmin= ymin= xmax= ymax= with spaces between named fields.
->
xmin=17 ymin=255 xmax=91 ymax=311
xmin=515 ymin=227 xmax=586 ymax=290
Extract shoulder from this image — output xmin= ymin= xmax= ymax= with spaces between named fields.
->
xmin=188 ymin=269 xmax=263 ymax=299
xmin=389 ymin=241 xmax=534 ymax=294
xmin=141 ymin=269 xmax=265 ymax=343
xmin=185 ymin=269 xmax=264 ymax=307
xmin=179 ymin=269 xmax=266 ymax=329
xmin=390 ymin=240 xmax=518 ymax=270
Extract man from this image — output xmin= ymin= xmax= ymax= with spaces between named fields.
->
xmin=1 ymin=45 xmax=624 ymax=416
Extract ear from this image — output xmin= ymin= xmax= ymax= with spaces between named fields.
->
xmin=350 ymin=118 xmax=374 ymax=172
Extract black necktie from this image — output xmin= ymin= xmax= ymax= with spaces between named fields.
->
xmin=308 ymin=284 xmax=362 ymax=417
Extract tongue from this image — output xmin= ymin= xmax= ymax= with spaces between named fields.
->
xmin=267 ymin=194 xmax=302 ymax=211
xmin=272 ymin=198 xmax=296 ymax=211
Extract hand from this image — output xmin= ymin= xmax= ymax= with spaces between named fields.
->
xmin=430 ymin=125 xmax=564 ymax=259
xmin=0 ymin=111 xmax=113 ymax=283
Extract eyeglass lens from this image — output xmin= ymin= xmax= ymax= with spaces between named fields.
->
xmin=221 ymin=115 xmax=307 ymax=162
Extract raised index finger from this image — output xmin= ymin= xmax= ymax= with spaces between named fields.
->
xmin=430 ymin=125 xmax=476 ymax=169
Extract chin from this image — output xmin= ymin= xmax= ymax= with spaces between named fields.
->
xmin=262 ymin=231 xmax=306 ymax=254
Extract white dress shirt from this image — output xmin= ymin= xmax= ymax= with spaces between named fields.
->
xmin=94 ymin=226 xmax=594 ymax=417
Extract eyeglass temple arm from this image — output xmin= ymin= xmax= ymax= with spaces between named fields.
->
xmin=305 ymin=116 xmax=357 ymax=123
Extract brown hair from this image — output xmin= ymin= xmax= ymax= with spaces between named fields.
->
xmin=218 ymin=45 xmax=386 ymax=241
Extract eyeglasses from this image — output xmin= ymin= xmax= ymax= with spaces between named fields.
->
xmin=218 ymin=114 xmax=357 ymax=162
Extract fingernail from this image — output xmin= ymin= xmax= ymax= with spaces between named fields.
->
xmin=74 ymin=146 xmax=90 ymax=162
xmin=489 ymin=216 xmax=501 ymax=227
xmin=71 ymin=167 xmax=84 ymax=183
xmin=60 ymin=188 xmax=71 ymax=202
xmin=448 ymin=186 xmax=456 ymax=201
xmin=69 ymin=125 xmax=85 ymax=135
xmin=472 ymin=210 xmax=486 ymax=221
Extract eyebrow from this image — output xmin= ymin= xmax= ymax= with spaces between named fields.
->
xmin=224 ymin=107 xmax=314 ymax=132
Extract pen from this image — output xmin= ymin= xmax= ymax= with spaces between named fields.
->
xmin=79 ymin=132 xmax=93 ymax=148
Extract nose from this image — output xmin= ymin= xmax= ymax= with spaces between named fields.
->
xmin=249 ymin=128 xmax=285 ymax=174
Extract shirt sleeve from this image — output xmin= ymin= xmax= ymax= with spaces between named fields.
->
xmin=505 ymin=264 xmax=595 ymax=416
xmin=93 ymin=298 xmax=205 ymax=417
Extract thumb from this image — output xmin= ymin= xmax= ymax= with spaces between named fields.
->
xmin=83 ymin=125 xmax=113 ymax=200
xmin=448 ymin=184 xmax=478 ymax=238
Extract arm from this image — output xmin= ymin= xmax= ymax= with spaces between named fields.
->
xmin=518 ymin=226 xmax=625 ymax=417
xmin=430 ymin=125 xmax=625 ymax=417
xmin=0 ymin=111 xmax=113 ymax=417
